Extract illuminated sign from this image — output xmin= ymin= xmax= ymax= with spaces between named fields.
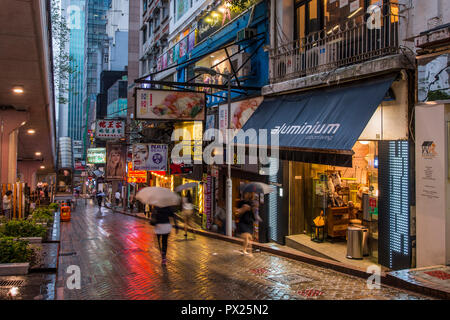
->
xmin=87 ymin=148 xmax=106 ymax=164
xmin=127 ymin=162 xmax=147 ymax=183
xmin=96 ymin=120 xmax=125 ymax=139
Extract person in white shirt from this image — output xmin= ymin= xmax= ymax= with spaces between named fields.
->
xmin=2 ymin=191 xmax=12 ymax=220
xmin=182 ymin=190 xmax=195 ymax=239
xmin=115 ymin=191 xmax=121 ymax=207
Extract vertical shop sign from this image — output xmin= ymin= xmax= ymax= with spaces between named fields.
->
xmin=205 ymin=175 xmax=212 ymax=230
xmin=219 ymin=104 xmax=228 ymax=143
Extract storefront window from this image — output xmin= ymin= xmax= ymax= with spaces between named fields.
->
xmin=287 ymin=140 xmax=380 ymax=264
xmin=192 ymin=45 xmax=239 ymax=93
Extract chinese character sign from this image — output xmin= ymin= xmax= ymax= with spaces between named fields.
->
xmin=96 ymin=120 xmax=125 ymax=139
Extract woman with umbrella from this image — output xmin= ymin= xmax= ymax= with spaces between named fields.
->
xmin=235 ymin=182 xmax=272 ymax=256
xmin=136 ymin=187 xmax=180 ymax=265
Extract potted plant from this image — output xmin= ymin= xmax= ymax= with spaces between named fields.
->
xmin=48 ymin=203 xmax=59 ymax=213
xmin=29 ymin=208 xmax=54 ymax=227
xmin=0 ymin=220 xmax=47 ymax=243
xmin=0 ymin=237 xmax=37 ymax=275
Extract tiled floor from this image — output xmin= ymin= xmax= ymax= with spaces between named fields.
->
xmin=54 ymin=200 xmax=432 ymax=300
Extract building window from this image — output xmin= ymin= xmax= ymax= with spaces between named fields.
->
xmin=294 ymin=0 xmax=323 ymax=40
xmin=142 ymin=25 xmax=147 ymax=45
xmin=143 ymin=0 xmax=147 ymax=13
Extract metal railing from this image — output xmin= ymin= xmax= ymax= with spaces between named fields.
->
xmin=270 ymin=3 xmax=401 ymax=83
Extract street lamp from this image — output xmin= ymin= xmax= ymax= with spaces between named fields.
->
xmin=193 ymin=66 xmax=233 ymax=237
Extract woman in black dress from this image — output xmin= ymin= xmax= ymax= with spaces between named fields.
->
xmin=235 ymin=192 xmax=258 ymax=257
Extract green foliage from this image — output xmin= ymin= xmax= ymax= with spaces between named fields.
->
xmin=30 ymin=209 xmax=54 ymax=225
xmin=48 ymin=203 xmax=59 ymax=210
xmin=0 ymin=237 xmax=34 ymax=264
xmin=225 ymin=0 xmax=257 ymax=12
xmin=0 ymin=220 xmax=47 ymax=238
xmin=427 ymin=90 xmax=450 ymax=101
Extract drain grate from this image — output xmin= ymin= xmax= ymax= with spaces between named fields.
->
xmin=0 ymin=280 xmax=24 ymax=287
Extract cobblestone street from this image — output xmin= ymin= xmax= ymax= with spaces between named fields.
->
xmin=55 ymin=200 xmax=430 ymax=300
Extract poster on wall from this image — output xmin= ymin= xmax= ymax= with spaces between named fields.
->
xmin=417 ymin=53 xmax=450 ymax=102
xmin=188 ymin=31 xmax=196 ymax=52
xmin=179 ymin=37 xmax=188 ymax=58
xmin=204 ymin=114 xmax=216 ymax=140
xmin=168 ymin=48 xmax=174 ymax=65
xmin=174 ymin=43 xmax=180 ymax=62
xmin=132 ymin=144 xmax=168 ymax=171
xmin=136 ymin=89 xmax=206 ymax=121
xmin=106 ymin=143 xmax=127 ymax=180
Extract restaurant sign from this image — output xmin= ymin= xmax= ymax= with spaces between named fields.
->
xmin=96 ymin=120 xmax=125 ymax=139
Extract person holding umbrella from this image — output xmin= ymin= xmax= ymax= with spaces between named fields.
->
xmin=96 ymin=190 xmax=105 ymax=209
xmin=235 ymin=192 xmax=258 ymax=257
xmin=136 ymin=187 xmax=181 ymax=265
xmin=181 ymin=190 xmax=195 ymax=239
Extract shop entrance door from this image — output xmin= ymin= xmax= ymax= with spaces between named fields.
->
xmin=288 ymin=162 xmax=307 ymax=235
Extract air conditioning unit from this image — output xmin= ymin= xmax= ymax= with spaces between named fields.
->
xmin=236 ymin=28 xmax=256 ymax=42
xmin=230 ymin=52 xmax=252 ymax=78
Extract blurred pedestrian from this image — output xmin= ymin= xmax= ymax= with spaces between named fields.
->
xmin=2 ymin=191 xmax=12 ymax=220
xmin=212 ymin=206 xmax=226 ymax=235
xmin=115 ymin=190 xmax=121 ymax=207
xmin=234 ymin=192 xmax=258 ymax=257
xmin=96 ymin=191 xmax=104 ymax=209
xmin=153 ymin=206 xmax=178 ymax=265
xmin=181 ymin=190 xmax=195 ymax=239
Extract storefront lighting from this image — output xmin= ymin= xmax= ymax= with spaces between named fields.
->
xmin=211 ymin=12 xmax=219 ymax=18
xmin=21 ymin=121 xmax=26 ymax=126
xmin=279 ymin=188 xmax=283 ymax=197
xmin=359 ymin=141 xmax=369 ymax=145
xmin=348 ymin=7 xmax=362 ymax=19
xmin=27 ymin=129 xmax=36 ymax=135
xmin=218 ymin=6 xmax=226 ymax=13
xmin=35 ymin=152 xmax=42 ymax=156
xmin=40 ymin=166 xmax=45 ymax=169
xmin=12 ymin=86 xmax=24 ymax=94
xmin=205 ymin=17 xmax=213 ymax=24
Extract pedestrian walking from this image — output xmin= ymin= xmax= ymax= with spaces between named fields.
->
xmin=96 ymin=191 xmax=104 ymax=209
xmin=152 ymin=206 xmax=178 ymax=265
xmin=2 ymin=191 xmax=12 ymax=220
xmin=234 ymin=192 xmax=259 ymax=257
xmin=115 ymin=190 xmax=121 ymax=207
xmin=182 ymin=190 xmax=195 ymax=239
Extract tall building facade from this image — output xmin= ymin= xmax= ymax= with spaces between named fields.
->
xmin=65 ymin=0 xmax=86 ymax=142
xmin=83 ymin=0 xmax=111 ymax=155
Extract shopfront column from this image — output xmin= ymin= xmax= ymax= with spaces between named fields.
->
xmin=0 ymin=109 xmax=28 ymax=185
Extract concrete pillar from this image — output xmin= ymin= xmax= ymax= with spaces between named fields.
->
xmin=0 ymin=110 xmax=28 ymax=185
xmin=17 ymin=161 xmax=42 ymax=191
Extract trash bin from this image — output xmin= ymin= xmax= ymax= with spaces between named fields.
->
xmin=346 ymin=226 xmax=363 ymax=259
xmin=361 ymin=227 xmax=369 ymax=256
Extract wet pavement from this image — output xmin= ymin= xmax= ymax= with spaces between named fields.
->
xmin=55 ymin=200 xmax=432 ymax=300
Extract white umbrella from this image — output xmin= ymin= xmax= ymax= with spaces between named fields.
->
xmin=240 ymin=182 xmax=276 ymax=194
xmin=174 ymin=182 xmax=198 ymax=192
xmin=136 ymin=187 xmax=180 ymax=207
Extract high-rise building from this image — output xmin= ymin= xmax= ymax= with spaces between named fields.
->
xmin=83 ymin=0 xmax=111 ymax=156
xmin=66 ymin=0 xmax=86 ymax=142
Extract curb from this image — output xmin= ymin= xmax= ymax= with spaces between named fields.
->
xmin=112 ymin=207 xmax=443 ymax=299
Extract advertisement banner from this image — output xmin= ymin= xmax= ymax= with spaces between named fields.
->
xmin=96 ymin=120 xmax=125 ymax=139
xmin=205 ymin=114 xmax=216 ymax=140
xmin=136 ymin=89 xmax=205 ymax=121
xmin=106 ymin=143 xmax=127 ymax=180
xmin=87 ymin=148 xmax=106 ymax=164
xmin=132 ymin=143 xmax=168 ymax=171
xmin=230 ymin=97 xmax=264 ymax=130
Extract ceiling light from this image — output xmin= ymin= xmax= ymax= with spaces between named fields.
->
xmin=12 ymin=86 xmax=24 ymax=94
xmin=35 ymin=152 xmax=42 ymax=156
xmin=40 ymin=166 xmax=45 ymax=169
xmin=27 ymin=129 xmax=36 ymax=134
xmin=21 ymin=121 xmax=26 ymax=126
xmin=359 ymin=141 xmax=369 ymax=145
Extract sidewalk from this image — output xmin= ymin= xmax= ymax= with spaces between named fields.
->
xmin=110 ymin=206 xmax=446 ymax=299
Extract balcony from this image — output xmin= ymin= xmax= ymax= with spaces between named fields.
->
xmin=269 ymin=4 xmax=402 ymax=84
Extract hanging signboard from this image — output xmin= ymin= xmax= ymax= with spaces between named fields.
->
xmin=87 ymin=148 xmax=106 ymax=164
xmin=135 ymin=89 xmax=206 ymax=121
xmin=132 ymin=143 xmax=168 ymax=171
xmin=127 ymin=162 xmax=147 ymax=183
xmin=106 ymin=143 xmax=127 ymax=180
xmin=96 ymin=120 xmax=125 ymax=139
